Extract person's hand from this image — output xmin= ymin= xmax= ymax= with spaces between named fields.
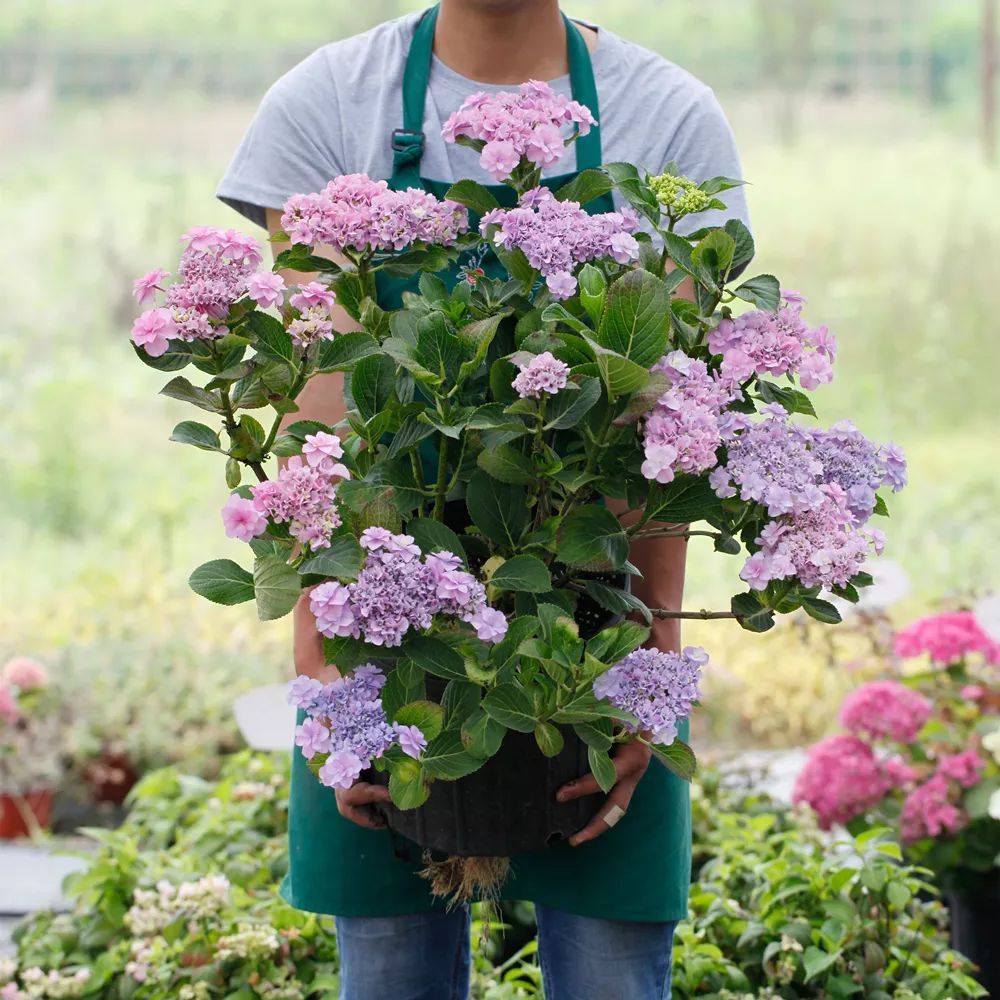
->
xmin=556 ymin=739 xmax=652 ymax=846
xmin=335 ymin=781 xmax=392 ymax=830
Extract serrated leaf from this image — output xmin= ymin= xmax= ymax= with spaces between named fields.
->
xmin=581 ymin=581 xmax=652 ymax=625
xmin=534 ymin=721 xmax=565 ymax=757
xmin=731 ymin=592 xmax=776 ymax=633
xmin=586 ymin=621 xmax=650 ymax=665
xmin=553 ymin=168 xmax=615 ymax=206
xmin=466 ymin=471 xmax=529 ymax=549
xmin=351 ymin=353 xmax=397 ymax=421
xmin=159 ymin=375 xmax=223 ymax=413
xmin=597 ymin=268 xmax=670 ymax=368
xmin=444 ymin=179 xmax=501 ymax=216
xmin=557 ymin=505 xmax=629 ymax=570
xmin=188 ymin=559 xmax=255 ymax=605
xmin=489 ymin=555 xmax=552 ymax=593
xmin=544 ymin=376 xmax=602 ymax=430
xmin=314 ymin=332 xmax=379 ymax=372
xmin=298 ymin=534 xmax=364 ymax=580
xmin=649 ymin=739 xmax=697 ymax=781
xmin=403 ymin=635 xmax=468 ymax=681
xmin=461 ymin=709 xmax=506 ymax=759
xmin=587 ymin=746 xmax=617 ymax=793
xmin=421 ymin=730 xmax=484 ymax=780
xmin=482 ymin=684 xmax=537 ymax=733
xmin=392 ymin=700 xmax=444 ymax=742
xmin=734 ymin=274 xmax=781 ymax=311
xmin=253 ymin=554 xmax=301 ymax=621
xmin=477 ymin=444 xmax=534 ymax=485
xmin=169 ymin=420 xmax=221 ymax=452
xmin=388 ymin=765 xmax=430 ymax=810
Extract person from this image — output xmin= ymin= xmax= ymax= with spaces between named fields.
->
xmin=217 ymin=2 xmax=750 ymax=997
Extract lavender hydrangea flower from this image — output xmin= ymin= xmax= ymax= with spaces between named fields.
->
xmin=294 ymin=718 xmax=332 ymax=760
xmin=468 ymin=606 xmax=509 ymax=644
xmin=349 ymin=549 xmax=439 ymax=646
xmin=594 ymin=646 xmax=707 ymax=744
xmin=396 ymin=725 xmax=428 ymax=760
xmin=250 ymin=455 xmax=342 ymax=550
xmin=512 ymin=351 xmax=570 ymax=399
xmin=309 ymin=581 xmax=358 ymax=640
xmin=319 ymin=749 xmax=364 ymax=790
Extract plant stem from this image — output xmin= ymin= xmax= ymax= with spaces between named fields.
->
xmin=432 ymin=436 xmax=449 ymax=520
xmin=632 ymin=528 xmax=721 ymax=541
xmin=649 ymin=608 xmax=737 ymax=621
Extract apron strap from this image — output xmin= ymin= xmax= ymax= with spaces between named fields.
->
xmin=389 ymin=4 xmax=605 ymax=190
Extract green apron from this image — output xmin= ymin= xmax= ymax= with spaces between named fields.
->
xmin=280 ymin=4 xmax=692 ymax=923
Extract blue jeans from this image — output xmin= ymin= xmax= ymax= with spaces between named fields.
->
xmin=334 ymin=904 xmax=676 ymax=999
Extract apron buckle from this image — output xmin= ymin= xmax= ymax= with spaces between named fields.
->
xmin=391 ymin=128 xmax=425 ymax=154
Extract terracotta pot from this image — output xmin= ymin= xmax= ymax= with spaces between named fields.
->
xmin=83 ymin=748 xmax=139 ymax=805
xmin=0 ymin=788 xmax=53 ymax=838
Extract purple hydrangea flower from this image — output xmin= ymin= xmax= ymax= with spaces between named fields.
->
xmin=318 ymin=749 xmax=364 ymax=790
xmin=396 ymin=724 xmax=428 ymax=760
xmin=512 ymin=351 xmax=570 ymax=399
xmin=468 ymin=606 xmax=509 ymax=644
xmin=294 ymin=718 xmax=332 ymax=759
xmin=594 ymin=646 xmax=706 ymax=744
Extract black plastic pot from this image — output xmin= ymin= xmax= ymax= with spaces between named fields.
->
xmin=947 ymin=873 xmax=1000 ymax=996
xmin=368 ymin=721 xmax=603 ymax=856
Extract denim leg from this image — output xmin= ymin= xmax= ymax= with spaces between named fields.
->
xmin=334 ymin=908 xmax=471 ymax=1000
xmin=535 ymin=904 xmax=676 ymax=1000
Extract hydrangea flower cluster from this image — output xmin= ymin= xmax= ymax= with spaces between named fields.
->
xmin=640 ymin=351 xmax=738 ymax=484
xmin=131 ymin=226 xmax=265 ymax=356
xmin=441 ymin=79 xmax=597 ymax=182
xmin=894 ymin=611 xmax=1000 ymax=665
xmin=242 ymin=438 xmax=349 ymax=549
xmin=899 ymin=774 xmax=965 ymax=843
xmin=480 ymin=186 xmax=640 ymax=298
xmin=512 ymin=351 xmax=570 ymax=399
xmin=280 ymin=173 xmax=469 ymax=253
xmin=805 ymin=421 xmax=907 ymax=521
xmin=215 ymin=923 xmax=281 ymax=962
xmin=647 ymin=170 xmax=713 ymax=218
xmin=2 ymin=657 xmax=48 ymax=690
xmin=792 ymin=734 xmax=895 ymax=829
xmin=838 ymin=681 xmax=933 ymax=743
xmin=287 ymin=281 xmax=337 ymax=348
xmin=707 ymin=291 xmax=837 ymax=390
xmin=740 ymin=484 xmax=885 ymax=591
xmin=1 ymin=968 xmax=91 ymax=1000
xmin=308 ymin=529 xmax=508 ymax=648
xmin=593 ymin=646 xmax=706 ymax=744
xmin=289 ymin=666 xmax=398 ymax=790
xmin=123 ymin=875 xmax=230 ymax=936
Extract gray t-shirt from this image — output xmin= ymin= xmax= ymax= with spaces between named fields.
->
xmin=217 ymin=11 xmax=750 ymax=237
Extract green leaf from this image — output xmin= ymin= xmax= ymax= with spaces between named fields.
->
xmin=724 ymin=218 xmax=755 ymax=270
xmin=385 ymin=414 xmax=436 ymax=460
xmin=544 ymin=377 xmax=602 ymax=430
xmin=132 ymin=339 xmax=192 ymax=372
xmin=557 ymin=505 xmax=629 ymax=570
xmin=489 ymin=555 xmax=552 ymax=594
xmin=578 ymin=264 xmax=607 ymax=326
xmin=461 ymin=709 xmax=506 ymax=759
xmin=731 ymin=592 xmax=776 ymax=633
xmin=691 ymin=229 xmax=736 ymax=284
xmin=247 ymin=310 xmax=296 ymax=364
xmin=466 ymin=471 xmax=529 ymax=549
xmin=188 ymin=559 xmax=254 ymax=606
xmin=649 ymin=739 xmax=697 ymax=781
xmin=802 ymin=597 xmax=842 ymax=625
xmin=573 ymin=718 xmax=613 ymax=751
xmin=534 ymin=722 xmax=565 ymax=757
xmin=421 ymin=730 xmax=484 ymax=780
xmin=314 ymin=332 xmax=380 ymax=372
xmin=734 ymin=274 xmax=781 ymax=311
xmin=597 ymin=268 xmax=670 ymax=368
xmin=612 ymin=371 xmax=671 ymax=428
xmin=964 ymin=776 xmax=1000 ymax=820
xmin=457 ymin=314 xmax=504 ymax=382
xmin=587 ymin=746 xmax=617 ymax=793
xmin=581 ymin=581 xmax=652 ymax=625
xmin=586 ymin=336 xmax=651 ymax=399
xmin=273 ymin=246 xmax=339 ymax=272
xmin=403 ymin=635 xmax=468 ymax=681
xmin=756 ymin=379 xmax=817 ymax=417
xmin=586 ymin=621 xmax=650 ymax=665
xmin=392 ymin=700 xmax=444 ymax=742
xmin=441 ymin=680 xmax=480 ymax=728
xmin=553 ymin=168 xmax=615 ymax=206
xmin=644 ymin=474 xmax=723 ymax=524
xmin=482 ymin=684 xmax=537 ymax=733
xmin=381 ymin=244 xmax=456 ymax=278
xmin=552 ymin=691 xmax=635 ymax=726
xmin=382 ymin=336 xmax=441 ymax=386
xmin=803 ymin=946 xmax=840 ymax=983
xmin=380 ymin=660 xmax=425 ymax=717
xmin=414 ymin=315 xmax=463 ymax=384
xmin=407 ymin=518 xmax=467 ymax=563
xmin=252 ymin=554 xmax=301 ymax=621
xmin=444 ymin=179 xmax=501 ymax=216
xmin=169 ymin=420 xmax=221 ymax=451
xmin=477 ymin=444 xmax=534 ymax=485
xmin=298 ymin=534 xmax=364 ymax=580
xmin=388 ymin=763 xmax=430 ymax=810
xmin=159 ymin=375 xmax=223 ymax=413
xmin=351 ymin=353 xmax=397 ymax=421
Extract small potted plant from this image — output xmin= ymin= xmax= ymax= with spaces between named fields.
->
xmin=130 ymin=81 xmax=907 ymax=898
xmin=0 ymin=657 xmax=62 ymax=839
xmin=795 ymin=610 xmax=1000 ymax=992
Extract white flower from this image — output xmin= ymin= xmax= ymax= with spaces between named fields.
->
xmin=982 ymin=728 xmax=1000 ymax=765
xmin=988 ymin=788 xmax=1000 ymax=821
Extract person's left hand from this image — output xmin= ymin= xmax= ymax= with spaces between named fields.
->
xmin=555 ymin=740 xmax=652 ymax=847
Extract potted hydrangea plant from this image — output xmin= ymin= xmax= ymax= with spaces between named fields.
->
xmin=795 ymin=610 xmax=1000 ymax=992
xmin=130 ymin=81 xmax=906 ymax=897
xmin=0 ymin=657 xmax=61 ymax=838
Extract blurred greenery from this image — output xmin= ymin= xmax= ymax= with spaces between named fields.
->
xmin=1 ymin=2 xmax=997 ymax=774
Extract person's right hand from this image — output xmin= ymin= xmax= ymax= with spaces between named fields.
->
xmin=293 ymin=588 xmax=392 ymax=828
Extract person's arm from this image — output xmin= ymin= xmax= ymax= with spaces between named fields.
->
xmin=555 ymin=273 xmax=695 ymax=846
xmin=264 ymin=207 xmax=392 ymax=828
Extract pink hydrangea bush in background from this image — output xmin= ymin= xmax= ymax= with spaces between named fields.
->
xmin=796 ymin=611 xmax=1000 ymax=886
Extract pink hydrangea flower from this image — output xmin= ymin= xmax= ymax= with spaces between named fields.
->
xmin=396 ymin=724 xmax=428 ymax=760
xmin=246 ymin=271 xmax=286 ymax=310
xmin=883 ymin=756 xmax=919 ymax=788
xmin=318 ymin=749 xmax=365 ymax=790
xmin=894 ymin=611 xmax=1000 ymax=665
xmin=961 ymin=684 xmax=986 ymax=701
xmin=290 ymin=281 xmax=336 ymax=313
xmin=481 ymin=140 xmax=521 ymax=182
xmin=309 ymin=582 xmax=359 ymax=640
xmin=302 ymin=432 xmax=351 ymax=479
xmin=512 ymin=351 xmax=570 ymax=399
xmin=132 ymin=267 xmax=170 ymax=305
xmin=793 ymin=734 xmax=891 ymax=828
xmin=221 ymin=493 xmax=268 ymax=542
xmin=935 ymin=750 xmax=985 ymax=789
xmin=131 ymin=308 xmax=177 ymax=357
xmin=545 ymin=270 xmax=578 ymax=299
xmin=468 ymin=606 xmax=509 ymax=644
xmin=838 ymin=681 xmax=933 ymax=744
xmin=295 ymin=718 xmax=332 ymax=760
xmin=900 ymin=774 xmax=965 ymax=843
xmin=2 ymin=657 xmax=48 ymax=690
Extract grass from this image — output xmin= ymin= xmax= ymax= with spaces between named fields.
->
xmin=1 ymin=94 xmax=997 ymax=755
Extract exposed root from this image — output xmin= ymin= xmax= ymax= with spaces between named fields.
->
xmin=419 ymin=853 xmax=510 ymax=909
